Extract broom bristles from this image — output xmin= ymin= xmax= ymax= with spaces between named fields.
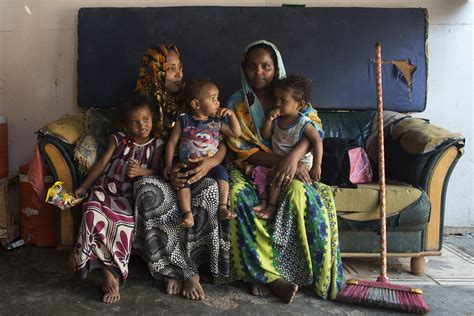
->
xmin=337 ymin=279 xmax=431 ymax=313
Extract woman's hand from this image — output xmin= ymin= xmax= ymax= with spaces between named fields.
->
xmin=169 ymin=162 xmax=189 ymax=190
xmin=186 ymin=156 xmax=215 ymax=184
xmin=296 ymin=162 xmax=312 ymax=184
xmin=270 ymin=154 xmax=298 ymax=189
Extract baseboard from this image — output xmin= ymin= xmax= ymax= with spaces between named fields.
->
xmin=444 ymin=226 xmax=474 ymax=234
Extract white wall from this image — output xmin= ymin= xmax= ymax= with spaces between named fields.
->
xmin=0 ymin=0 xmax=472 ymax=228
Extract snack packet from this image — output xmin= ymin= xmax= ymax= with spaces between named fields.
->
xmin=45 ymin=181 xmax=84 ymax=210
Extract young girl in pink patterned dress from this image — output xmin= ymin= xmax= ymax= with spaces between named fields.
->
xmin=71 ymin=94 xmax=164 ymax=303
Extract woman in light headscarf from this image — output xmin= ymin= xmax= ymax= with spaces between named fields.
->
xmin=224 ymin=40 xmax=343 ymax=303
xmin=134 ymin=45 xmax=230 ymax=301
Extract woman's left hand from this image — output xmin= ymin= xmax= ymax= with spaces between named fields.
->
xmin=295 ymin=162 xmax=312 ymax=184
xmin=186 ymin=156 xmax=215 ymax=184
xmin=271 ymin=155 xmax=298 ymax=189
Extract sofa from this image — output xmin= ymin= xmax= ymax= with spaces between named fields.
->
xmin=37 ymin=7 xmax=464 ymax=274
xmin=38 ymin=109 xmax=464 ymax=274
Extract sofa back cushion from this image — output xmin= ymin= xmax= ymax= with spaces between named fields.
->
xmin=319 ymin=111 xmax=376 ymax=147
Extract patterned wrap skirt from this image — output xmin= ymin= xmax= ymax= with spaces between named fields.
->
xmin=133 ymin=176 xmax=230 ymax=281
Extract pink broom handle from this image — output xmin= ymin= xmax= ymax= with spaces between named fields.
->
xmin=375 ymin=43 xmax=388 ymax=281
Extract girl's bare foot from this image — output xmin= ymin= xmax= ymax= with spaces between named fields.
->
xmin=252 ymin=199 xmax=267 ymax=213
xmin=103 ymin=291 xmax=121 ymax=303
xmin=164 ymin=277 xmax=182 ymax=295
xmin=255 ymin=204 xmax=276 ymax=219
xmin=250 ymin=283 xmax=271 ymax=296
xmin=102 ymin=267 xmax=120 ymax=303
xmin=182 ymin=275 xmax=205 ymax=300
xmin=69 ymin=253 xmax=76 ymax=271
xmin=179 ymin=212 xmax=194 ymax=227
xmin=218 ymin=204 xmax=236 ymax=220
xmin=268 ymin=278 xmax=298 ymax=304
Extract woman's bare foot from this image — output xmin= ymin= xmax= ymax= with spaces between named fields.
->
xmin=255 ymin=204 xmax=277 ymax=219
xmin=268 ymin=278 xmax=298 ymax=304
xmin=164 ymin=277 xmax=182 ymax=295
xmin=102 ymin=267 xmax=120 ymax=303
xmin=182 ymin=275 xmax=205 ymax=300
xmin=252 ymin=199 xmax=267 ymax=213
xmin=250 ymin=283 xmax=271 ymax=296
xmin=179 ymin=212 xmax=194 ymax=227
xmin=218 ymin=204 xmax=236 ymax=220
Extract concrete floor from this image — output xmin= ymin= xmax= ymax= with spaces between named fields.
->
xmin=1 ymin=236 xmax=473 ymax=315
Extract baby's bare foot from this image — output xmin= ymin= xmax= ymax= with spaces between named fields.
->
xmin=179 ymin=212 xmax=194 ymax=228
xmin=182 ymin=275 xmax=205 ymax=300
xmin=255 ymin=204 xmax=276 ymax=219
xmin=252 ymin=199 xmax=267 ymax=213
xmin=218 ymin=204 xmax=236 ymax=220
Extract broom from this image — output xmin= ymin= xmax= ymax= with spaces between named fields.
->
xmin=336 ymin=43 xmax=431 ymax=313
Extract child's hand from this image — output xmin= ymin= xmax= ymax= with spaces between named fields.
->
xmin=162 ymin=164 xmax=172 ymax=180
xmin=267 ymin=108 xmax=280 ymax=121
xmin=74 ymin=186 xmax=87 ymax=199
xmin=216 ymin=108 xmax=234 ymax=118
xmin=310 ymin=165 xmax=321 ymax=182
xmin=126 ymin=159 xmax=143 ymax=178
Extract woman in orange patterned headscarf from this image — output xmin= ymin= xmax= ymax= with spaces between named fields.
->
xmin=133 ymin=45 xmax=229 ymax=301
xmin=135 ymin=44 xmax=184 ymax=140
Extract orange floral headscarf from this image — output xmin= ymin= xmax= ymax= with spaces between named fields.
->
xmin=135 ymin=44 xmax=183 ymax=140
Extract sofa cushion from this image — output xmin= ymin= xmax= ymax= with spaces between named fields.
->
xmin=334 ymin=183 xmax=425 ymax=221
xmin=74 ymin=108 xmax=120 ymax=174
xmin=39 ymin=113 xmax=85 ymax=145
xmin=319 ymin=111 xmax=376 ymax=147
xmin=391 ymin=117 xmax=463 ymax=154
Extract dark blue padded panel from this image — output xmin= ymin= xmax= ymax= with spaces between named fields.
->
xmin=78 ymin=7 xmax=427 ymax=112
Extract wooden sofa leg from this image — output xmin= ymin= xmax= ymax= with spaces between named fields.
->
xmin=410 ymin=256 xmax=425 ymax=275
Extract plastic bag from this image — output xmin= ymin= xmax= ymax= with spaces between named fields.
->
xmin=348 ymin=147 xmax=373 ymax=184
xmin=45 ymin=181 xmax=84 ymax=210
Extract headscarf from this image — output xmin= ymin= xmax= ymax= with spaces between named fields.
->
xmin=226 ymin=40 xmax=322 ymax=169
xmin=135 ymin=44 xmax=183 ymax=140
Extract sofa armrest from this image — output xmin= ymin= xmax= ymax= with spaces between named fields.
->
xmin=38 ymin=134 xmax=82 ymax=247
xmin=385 ymin=119 xmax=464 ymax=188
xmin=384 ymin=120 xmax=464 ymax=251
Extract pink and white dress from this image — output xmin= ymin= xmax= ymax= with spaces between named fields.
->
xmin=73 ymin=132 xmax=163 ymax=281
